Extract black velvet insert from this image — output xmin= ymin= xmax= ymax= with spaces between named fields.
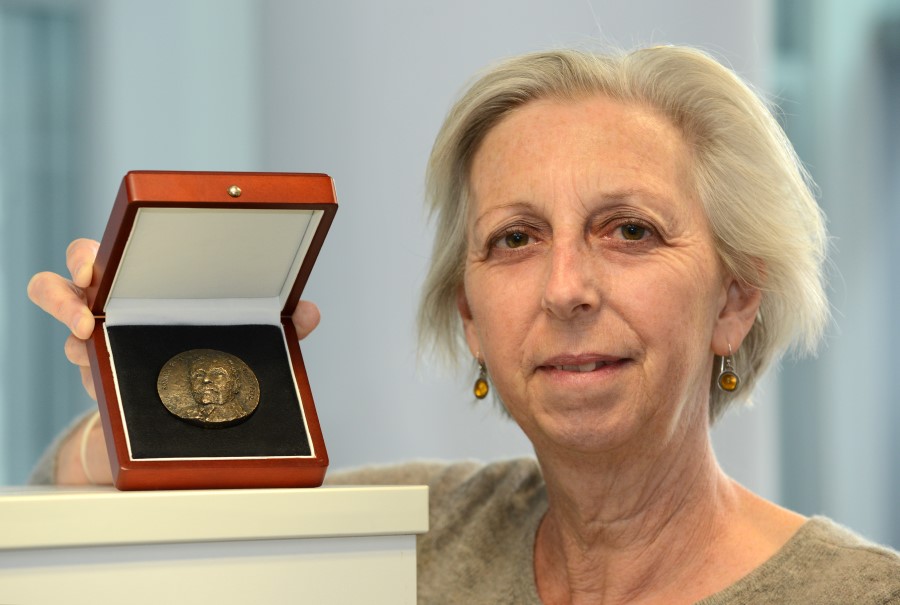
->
xmin=107 ymin=325 xmax=311 ymax=459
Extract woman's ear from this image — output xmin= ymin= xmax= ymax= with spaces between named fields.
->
xmin=456 ymin=286 xmax=482 ymax=358
xmin=712 ymin=277 xmax=762 ymax=356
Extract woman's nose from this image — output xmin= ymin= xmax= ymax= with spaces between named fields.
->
xmin=540 ymin=242 xmax=601 ymax=320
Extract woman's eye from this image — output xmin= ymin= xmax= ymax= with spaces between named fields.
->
xmin=618 ymin=223 xmax=648 ymax=241
xmin=503 ymin=231 xmax=530 ymax=248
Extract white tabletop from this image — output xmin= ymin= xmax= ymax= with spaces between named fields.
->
xmin=0 ymin=484 xmax=429 ymax=550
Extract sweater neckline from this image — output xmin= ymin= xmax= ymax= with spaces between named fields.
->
xmin=516 ymin=500 xmax=831 ymax=604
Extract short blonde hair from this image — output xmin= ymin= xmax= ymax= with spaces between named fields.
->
xmin=418 ymin=46 xmax=828 ymax=421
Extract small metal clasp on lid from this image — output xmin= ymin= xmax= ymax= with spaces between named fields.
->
xmin=227 ymin=185 xmax=242 ymax=198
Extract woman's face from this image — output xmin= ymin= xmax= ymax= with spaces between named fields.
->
xmin=459 ymin=96 xmax=758 ymax=454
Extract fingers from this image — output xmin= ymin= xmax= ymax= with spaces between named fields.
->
xmin=291 ymin=300 xmax=321 ymax=340
xmin=65 ymin=238 xmax=100 ymax=288
xmin=66 ymin=335 xmax=96 ymax=399
xmin=27 ymin=271 xmax=95 ymax=339
xmin=64 ymin=333 xmax=91 ymax=366
xmin=29 ymin=238 xmax=100 ymax=404
xmin=79 ymin=365 xmax=97 ymax=401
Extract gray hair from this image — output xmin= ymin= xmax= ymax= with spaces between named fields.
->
xmin=418 ymin=46 xmax=829 ymax=422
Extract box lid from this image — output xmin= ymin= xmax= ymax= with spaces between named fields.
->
xmin=86 ymin=171 xmax=337 ymax=324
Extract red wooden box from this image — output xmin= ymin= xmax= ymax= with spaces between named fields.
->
xmin=85 ymin=171 xmax=336 ymax=490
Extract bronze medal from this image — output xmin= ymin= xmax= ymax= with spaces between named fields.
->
xmin=157 ymin=349 xmax=260 ymax=427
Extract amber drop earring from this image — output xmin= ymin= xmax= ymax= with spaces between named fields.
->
xmin=474 ymin=359 xmax=489 ymax=399
xmin=717 ymin=344 xmax=740 ymax=392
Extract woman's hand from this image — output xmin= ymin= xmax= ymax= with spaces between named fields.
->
xmin=27 ymin=238 xmax=103 ymax=484
xmin=27 ymin=238 xmax=100 ymax=399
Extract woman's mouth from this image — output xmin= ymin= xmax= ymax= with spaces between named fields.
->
xmin=537 ymin=354 xmax=631 ymax=377
xmin=552 ymin=360 xmax=617 ymax=372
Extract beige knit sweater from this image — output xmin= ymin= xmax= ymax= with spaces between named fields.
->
xmin=328 ymin=458 xmax=900 ymax=605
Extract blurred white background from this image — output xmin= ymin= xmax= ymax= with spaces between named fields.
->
xmin=1 ymin=0 xmax=897 ymax=548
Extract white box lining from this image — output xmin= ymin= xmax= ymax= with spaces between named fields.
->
xmin=105 ymin=298 xmax=283 ymax=327
xmin=104 ymin=207 xmax=323 ymax=326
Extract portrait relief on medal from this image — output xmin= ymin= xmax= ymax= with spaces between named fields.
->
xmin=157 ymin=349 xmax=260 ymax=427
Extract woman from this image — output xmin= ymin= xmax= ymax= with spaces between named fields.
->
xmin=28 ymin=46 xmax=900 ymax=603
